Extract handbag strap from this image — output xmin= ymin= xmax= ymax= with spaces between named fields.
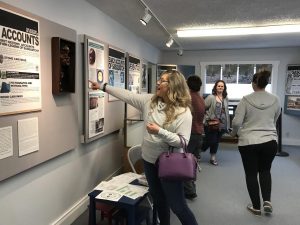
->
xmin=179 ymin=134 xmax=201 ymax=172
xmin=166 ymin=135 xmax=201 ymax=172
xmin=168 ymin=134 xmax=187 ymax=153
xmin=178 ymin=134 xmax=187 ymax=153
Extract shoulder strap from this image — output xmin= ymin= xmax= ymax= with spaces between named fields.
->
xmin=178 ymin=134 xmax=187 ymax=153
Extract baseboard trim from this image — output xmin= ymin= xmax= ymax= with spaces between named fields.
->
xmin=50 ymin=195 xmax=89 ymax=225
xmin=51 ymin=167 xmax=123 ymax=225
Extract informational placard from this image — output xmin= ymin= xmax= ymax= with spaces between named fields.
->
xmin=141 ymin=63 xmax=148 ymax=94
xmin=85 ymin=36 xmax=105 ymax=139
xmin=128 ymin=55 xmax=140 ymax=94
xmin=108 ymin=47 xmax=125 ymax=101
xmin=285 ymin=65 xmax=300 ymax=95
xmin=18 ymin=117 xmax=39 ymax=156
xmin=82 ymin=35 xmax=125 ymax=143
xmin=88 ymin=91 xmax=105 ymax=138
xmin=0 ymin=126 xmax=13 ymax=160
xmin=87 ymin=38 xmax=105 ymax=86
xmin=284 ymin=65 xmax=300 ymax=116
xmin=0 ymin=7 xmax=41 ymax=116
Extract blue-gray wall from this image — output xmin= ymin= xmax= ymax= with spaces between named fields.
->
xmin=0 ymin=1 xmax=299 ymax=225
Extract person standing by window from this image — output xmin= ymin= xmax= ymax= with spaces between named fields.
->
xmin=201 ymin=80 xmax=230 ymax=166
xmin=231 ymin=70 xmax=280 ymax=216
xmin=90 ymin=70 xmax=198 ymax=225
xmin=184 ymin=75 xmax=205 ymax=200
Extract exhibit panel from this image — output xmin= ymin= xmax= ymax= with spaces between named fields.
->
xmin=284 ymin=64 xmax=300 ymax=116
xmin=126 ymin=54 xmax=142 ymax=120
xmin=82 ymin=35 xmax=125 ymax=143
xmin=0 ymin=2 xmax=78 ymax=181
xmin=108 ymin=46 xmax=126 ymax=101
xmin=0 ymin=6 xmax=41 ymax=116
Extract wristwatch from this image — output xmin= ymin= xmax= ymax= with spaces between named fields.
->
xmin=102 ymin=83 xmax=108 ymax=92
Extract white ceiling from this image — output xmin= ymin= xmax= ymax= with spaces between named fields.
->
xmin=86 ymin=0 xmax=300 ymax=52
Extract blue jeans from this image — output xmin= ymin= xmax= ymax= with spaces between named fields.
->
xmin=143 ymin=160 xmax=198 ymax=225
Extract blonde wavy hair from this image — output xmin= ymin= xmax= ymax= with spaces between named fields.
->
xmin=150 ymin=70 xmax=191 ymax=128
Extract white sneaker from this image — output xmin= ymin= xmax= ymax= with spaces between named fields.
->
xmin=247 ymin=204 xmax=261 ymax=216
xmin=263 ymin=201 xmax=273 ymax=213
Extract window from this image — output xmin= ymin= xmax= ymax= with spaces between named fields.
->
xmin=201 ymin=61 xmax=279 ymax=100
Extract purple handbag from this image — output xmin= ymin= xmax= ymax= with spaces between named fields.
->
xmin=157 ymin=135 xmax=198 ymax=181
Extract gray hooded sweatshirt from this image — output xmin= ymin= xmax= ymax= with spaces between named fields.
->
xmin=231 ymin=91 xmax=281 ymax=146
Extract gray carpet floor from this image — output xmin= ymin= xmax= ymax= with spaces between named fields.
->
xmin=72 ymin=143 xmax=300 ymax=225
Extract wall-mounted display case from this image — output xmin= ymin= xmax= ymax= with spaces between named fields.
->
xmin=51 ymin=37 xmax=75 ymax=94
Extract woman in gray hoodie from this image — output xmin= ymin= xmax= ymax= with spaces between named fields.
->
xmin=231 ymin=70 xmax=281 ymax=216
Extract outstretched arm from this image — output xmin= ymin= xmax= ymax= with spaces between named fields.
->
xmin=88 ymin=80 xmax=152 ymax=111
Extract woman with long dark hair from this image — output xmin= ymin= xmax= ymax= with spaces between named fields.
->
xmin=201 ymin=80 xmax=230 ymax=165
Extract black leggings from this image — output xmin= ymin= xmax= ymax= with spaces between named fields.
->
xmin=239 ymin=140 xmax=277 ymax=209
xmin=202 ymin=126 xmax=225 ymax=154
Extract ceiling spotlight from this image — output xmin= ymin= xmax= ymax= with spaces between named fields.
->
xmin=140 ymin=8 xmax=152 ymax=26
xmin=166 ymin=36 xmax=174 ymax=47
xmin=177 ymin=49 xmax=183 ymax=56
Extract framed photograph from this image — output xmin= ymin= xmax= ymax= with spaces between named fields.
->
xmin=256 ymin=64 xmax=272 ymax=73
xmin=205 ymin=65 xmax=221 ymax=84
xmin=223 ymin=64 xmax=237 ymax=84
xmin=284 ymin=95 xmax=300 ymax=116
xmin=201 ymin=61 xmax=278 ymax=100
xmin=238 ymin=64 xmax=254 ymax=84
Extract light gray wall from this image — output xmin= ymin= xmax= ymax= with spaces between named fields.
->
xmin=161 ymin=48 xmax=300 ymax=146
xmin=0 ymin=0 xmax=160 ymax=225
xmin=1 ymin=0 xmax=299 ymax=224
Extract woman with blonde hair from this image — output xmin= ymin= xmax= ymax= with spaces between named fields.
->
xmin=90 ymin=70 xmax=198 ymax=225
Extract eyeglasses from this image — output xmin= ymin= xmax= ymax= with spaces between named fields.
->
xmin=157 ymin=79 xmax=169 ymax=84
